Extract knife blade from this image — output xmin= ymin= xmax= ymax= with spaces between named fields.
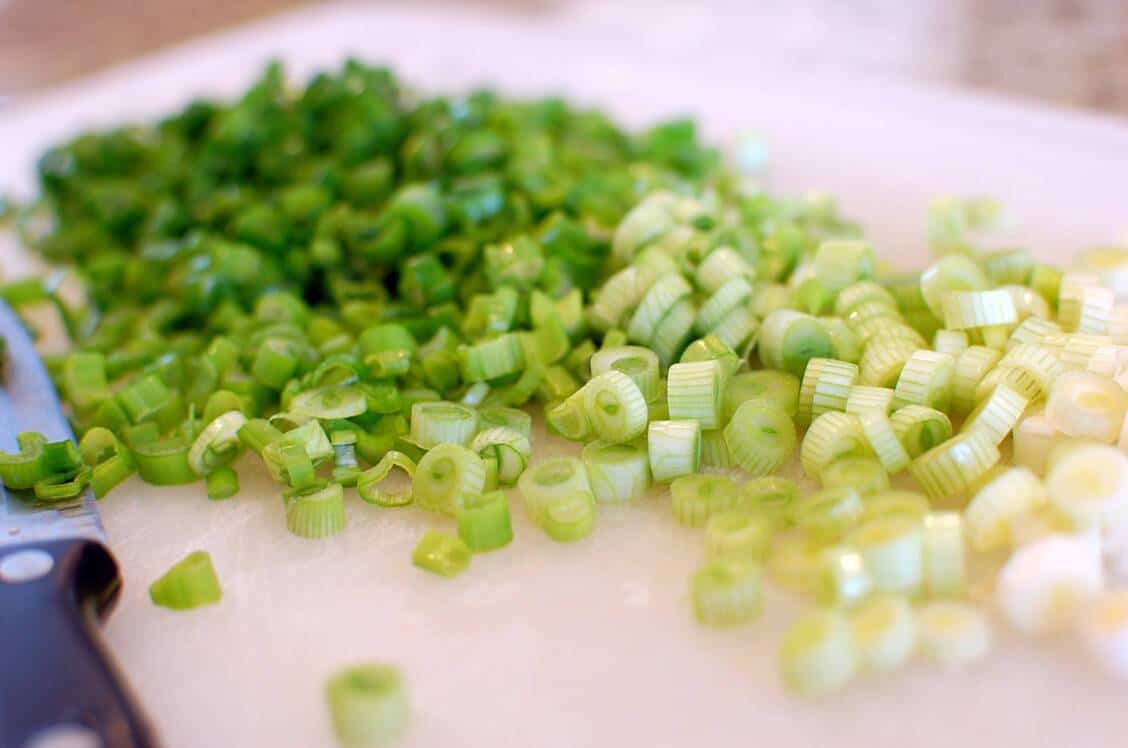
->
xmin=0 ymin=299 xmax=160 ymax=748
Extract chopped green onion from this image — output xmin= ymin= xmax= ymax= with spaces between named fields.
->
xmin=892 ymin=350 xmax=955 ymax=412
xmin=326 ymin=663 xmax=409 ymax=747
xmin=916 ymin=601 xmax=991 ymax=666
xmin=723 ymin=370 xmax=800 ymax=421
xmin=149 ymin=550 xmax=222 ymax=610
xmin=456 ymin=490 xmax=513 ymax=551
xmin=798 ymin=358 xmax=858 ymax=425
xmin=187 ymin=411 xmax=247 ymax=476
xmin=691 ymin=559 xmax=763 ymax=626
xmin=517 ymin=456 xmax=594 ymax=524
xmin=414 ymin=444 xmax=485 ymax=516
xmin=583 ymin=370 xmax=649 ymax=443
xmin=799 ymin=412 xmax=869 ymax=478
xmin=779 ymin=610 xmax=858 ymax=696
xmin=704 ymin=509 xmax=775 ymax=562
xmin=581 ymin=441 xmax=650 ymax=504
xmin=889 ymin=405 xmax=952 ymax=459
xmin=723 ymin=400 xmax=797 ymax=477
xmin=409 ymin=402 xmax=478 ymax=448
xmin=290 ymin=385 xmax=368 ymax=420
xmin=667 ymin=360 xmax=725 ymax=430
xmin=284 ymin=481 xmax=346 ymax=539
xmin=758 ymin=309 xmax=836 ymax=377
xmin=849 ymin=595 xmax=916 ymax=673
xmin=909 ymin=430 xmax=1000 ymax=503
xmin=740 ymin=476 xmax=800 ymax=525
xmin=647 ymin=419 xmax=701 ymax=482
xmin=819 ymin=456 xmax=889 ymax=495
xmin=470 ymin=428 xmax=531 ymax=487
xmin=357 ymin=451 xmax=417 ymax=507
xmin=922 ymin=512 xmax=967 ymax=597
xmin=670 ymin=473 xmax=738 ymax=528
xmin=847 ymin=516 xmax=924 ymax=595
xmin=791 ymin=486 xmax=864 ymax=542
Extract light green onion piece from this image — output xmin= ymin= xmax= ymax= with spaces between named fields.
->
xmin=723 ymin=370 xmax=800 ymax=421
xmin=847 ymin=516 xmax=924 ymax=595
xmin=740 ymin=476 xmax=800 ymax=525
xmin=470 ymin=428 xmax=531 ymax=487
xmin=893 ymin=350 xmax=955 ymax=412
xmin=814 ymin=239 xmax=876 ymax=292
xmin=909 ymin=430 xmax=1000 ymax=503
xmin=952 ymin=345 xmax=1003 ymax=414
xmin=691 ymin=559 xmax=763 ymax=627
xmin=889 ymin=405 xmax=953 ymax=459
xmin=670 ymin=473 xmax=739 ymax=528
xmin=919 ymin=254 xmax=990 ymax=318
xmin=861 ymin=490 xmax=931 ymax=523
xmin=583 ymin=370 xmax=649 ymax=443
xmin=647 ymin=419 xmax=701 ymax=482
xmin=791 ymin=486 xmax=864 ymax=542
xmin=818 ymin=317 xmax=862 ymax=364
xmin=798 ymin=358 xmax=858 ymax=424
xmin=456 ymin=490 xmax=513 ymax=552
xmin=800 ymin=411 xmax=870 ymax=478
xmin=149 ymin=550 xmax=222 ymax=610
xmin=858 ymin=412 xmax=911 ymax=474
xmin=627 ymin=273 xmax=692 ymax=344
xmin=705 ymin=509 xmax=775 ymax=562
xmin=858 ymin=337 xmax=918 ymax=387
xmin=916 ymin=601 xmax=991 ymax=666
xmin=284 ymin=481 xmax=346 ymax=539
xmin=815 ymin=546 xmax=873 ymax=608
xmin=767 ymin=530 xmax=826 ymax=594
xmin=412 ymin=530 xmax=471 ymax=577
xmin=923 ymin=512 xmax=967 ymax=597
xmin=779 ymin=610 xmax=858 ymax=696
xmin=581 ymin=441 xmax=650 ymax=504
xmin=545 ymin=390 xmax=591 ymax=442
xmin=819 ymin=455 xmax=889 ymax=495
xmin=695 ymin=277 xmax=754 ymax=335
xmin=357 ymin=451 xmax=417 ymax=507
xmin=667 ymin=360 xmax=725 ymax=430
xmin=517 ymin=456 xmax=594 ymax=523
xmin=476 ymin=406 xmax=532 ymax=439
xmin=290 ymin=385 xmax=367 ymax=420
xmin=187 ymin=410 xmax=247 ymax=476
xmin=206 ymin=467 xmax=239 ymax=501
xmin=650 ymin=298 xmax=697 ymax=367
xmin=849 ymin=595 xmax=916 ymax=673
xmin=700 ymin=428 xmax=731 ymax=468
xmin=758 ymin=309 xmax=836 ymax=377
xmin=961 ymin=382 xmax=1028 ymax=445
xmin=723 ymin=400 xmax=797 ymax=477
xmin=414 ymin=444 xmax=485 ymax=516
xmin=327 ymin=663 xmax=409 ymax=747
xmin=409 ymin=402 xmax=478 ymax=449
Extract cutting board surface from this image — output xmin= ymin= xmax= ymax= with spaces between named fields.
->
xmin=2 ymin=5 xmax=1128 ymax=747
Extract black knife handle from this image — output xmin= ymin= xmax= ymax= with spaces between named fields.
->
xmin=0 ymin=538 xmax=160 ymax=747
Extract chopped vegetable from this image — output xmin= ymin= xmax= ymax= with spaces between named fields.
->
xmin=326 ymin=663 xmax=409 ymax=746
xmin=412 ymin=531 xmax=471 ymax=577
xmin=149 ymin=550 xmax=222 ymax=610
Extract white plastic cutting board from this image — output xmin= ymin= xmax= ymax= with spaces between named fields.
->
xmin=2 ymin=4 xmax=1128 ymax=747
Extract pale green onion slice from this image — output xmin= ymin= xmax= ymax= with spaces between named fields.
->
xmin=470 ymin=428 xmax=531 ymax=487
xmin=414 ymin=444 xmax=486 ymax=516
xmin=723 ymin=400 xmax=796 ymax=477
xmin=961 ymin=382 xmax=1028 ymax=445
xmin=861 ymin=490 xmax=930 ymax=523
xmin=327 ymin=663 xmax=409 ymax=747
xmin=1008 ymin=316 xmax=1062 ymax=351
xmin=1046 ymin=443 xmax=1128 ymax=529
xmin=588 ymin=266 xmax=644 ymax=331
xmin=518 ymin=456 xmax=594 ymax=525
xmin=848 ymin=516 xmax=923 ymax=595
xmin=460 ymin=381 xmax=491 ymax=407
xmin=815 ymin=545 xmax=873 ymax=607
xmin=647 ymin=420 xmax=701 ymax=482
xmin=1080 ymin=590 xmax=1128 ymax=678
xmin=681 ymin=332 xmax=740 ymax=380
xmin=409 ymin=402 xmax=478 ymax=448
xmin=262 ymin=421 xmax=333 ymax=484
xmin=845 ymin=385 xmax=896 ymax=416
xmin=858 ymin=338 xmax=918 ymax=387
xmin=1058 ymin=333 xmax=1112 ymax=370
xmin=890 ymin=405 xmax=952 ymax=459
xmin=608 ymin=355 xmax=661 ymax=403
xmin=290 ymin=385 xmax=367 ymax=420
xmin=1057 ymin=273 xmax=1100 ymax=330
xmin=705 ymin=509 xmax=775 ymax=562
xmin=1045 ymin=370 xmax=1128 ymax=443
xmin=997 ymin=533 xmax=1103 ymax=634
xmin=583 ymin=370 xmax=649 ymax=443
xmin=691 ymin=559 xmax=763 ymax=627
xmin=357 ymin=451 xmax=416 ymax=507
xmin=850 ymin=595 xmax=916 ymax=673
xmin=858 ymin=412 xmax=911 ymax=474
xmin=700 ymin=429 xmax=731 ymax=468
xmin=941 ymin=289 xmax=1017 ymax=330
xmin=917 ymin=602 xmax=991 ymax=666
xmin=187 ymin=410 xmax=247 ymax=476
xmin=767 ymin=530 xmax=827 ymax=594
xmin=922 ymin=512 xmax=967 ymax=597
xmin=412 ymin=531 xmax=471 ymax=577
xmin=670 ymin=473 xmax=739 ymax=527
xmin=779 ymin=610 xmax=858 ymax=696
xmin=542 ymin=491 xmax=597 ymax=542
xmin=711 ymin=306 xmax=761 ymax=354
xmin=991 ymin=343 xmax=1065 ymax=401
xmin=611 ymin=192 xmax=678 ymax=264
xmin=667 ymin=360 xmax=725 ymax=430
xmin=814 ymin=239 xmax=875 ymax=292
xmin=919 ymin=254 xmax=990 ymax=318
xmin=651 ymin=298 xmax=698 ymax=367
xmin=459 ymin=334 xmax=524 ymax=382
xmin=590 ymin=345 xmax=660 ymax=381
xmin=456 ymin=490 xmax=513 ymax=552
xmin=846 ymin=300 xmax=900 ymax=332
xmin=933 ymin=329 xmax=969 ymax=358
xmin=798 ymin=358 xmax=858 ymax=425
xmin=835 ymin=281 xmax=896 ymax=317
xmin=695 ymin=277 xmax=754 ymax=335
xmin=724 ymin=370 xmax=800 ymax=421
xmin=817 ymin=317 xmax=861 ymax=364
xmin=893 ymin=350 xmax=955 ymax=412
xmin=963 ymin=465 xmax=1049 ymax=548
xmin=696 ymin=246 xmax=756 ymax=293
xmin=909 ymin=430 xmax=1000 ymax=502
xmin=800 ymin=412 xmax=869 ymax=478
xmin=581 ymin=441 xmax=650 ymax=504
xmin=819 ymin=456 xmax=889 ymax=495
xmin=1072 ymin=285 xmax=1115 ymax=335
xmin=759 ymin=309 xmax=836 ymax=378
xmin=149 ymin=550 xmax=222 ymax=610
xmin=1012 ymin=410 xmax=1061 ymax=475
xmin=751 ymin=283 xmax=793 ymax=319
xmin=284 ymin=481 xmax=346 ymax=539
xmin=791 ymin=486 xmax=864 ymax=542
xmin=740 ymin=476 xmax=800 ymax=525
xmin=546 ymin=388 xmax=591 ymax=442
xmin=627 ymin=273 xmax=692 ymax=344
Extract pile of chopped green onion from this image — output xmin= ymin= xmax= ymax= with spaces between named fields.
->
xmin=5 ymin=60 xmax=1128 ymax=721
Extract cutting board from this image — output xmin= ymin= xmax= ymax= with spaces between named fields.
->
xmin=2 ymin=4 xmax=1128 ymax=747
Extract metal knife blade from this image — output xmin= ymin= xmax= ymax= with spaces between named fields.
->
xmin=0 ymin=299 xmax=105 ymax=546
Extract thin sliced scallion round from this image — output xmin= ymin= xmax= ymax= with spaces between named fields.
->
xmin=779 ymin=610 xmax=858 ymax=696
xmin=518 ymin=456 xmax=594 ymax=525
xmin=290 ymin=385 xmax=367 ymax=420
xmin=1008 ymin=316 xmax=1062 ymax=351
xmin=861 ymin=490 xmax=930 ymax=523
xmin=581 ymin=441 xmax=650 ymax=504
xmin=997 ymin=533 xmax=1103 ymax=634
xmin=848 ymin=516 xmax=923 ymax=595
xmin=758 ymin=310 xmax=836 ymax=378
xmin=206 ymin=467 xmax=239 ymax=501
xmin=357 ymin=451 xmax=417 ymax=507
xmin=917 ymin=601 xmax=991 ymax=666
xmin=696 ymin=246 xmax=756 ymax=293
xmin=951 ymin=345 xmax=1000 ymax=415
xmin=705 ymin=509 xmax=775 ymax=562
xmin=670 ymin=473 xmax=739 ymax=528
xmin=850 ymin=595 xmax=916 ymax=673
xmin=1045 ymin=443 xmax=1128 ymax=529
xmin=817 ymin=317 xmax=861 ymax=365
xmin=470 ymin=428 xmax=531 ymax=487
xmin=326 ymin=663 xmax=409 ymax=747
xmin=724 ymin=400 xmax=797 ymax=477
xmin=691 ymin=559 xmax=763 ymax=627
xmin=603 ymin=352 xmax=661 ymax=402
xmin=700 ymin=429 xmax=731 ymax=468
xmin=990 ymin=343 xmax=1065 ymax=402
xmin=791 ymin=486 xmax=864 ymax=542
xmin=858 ymin=412 xmax=911 ymax=474
xmin=740 ymin=476 xmax=800 ymax=525
xmin=919 ymin=254 xmax=990 ymax=318
xmin=815 ymin=545 xmax=873 ymax=607
xmin=724 ymin=370 xmax=800 ymax=421
xmin=650 ymin=298 xmax=697 ymax=366
xmin=582 ymin=370 xmax=649 ymax=443
xmin=711 ymin=306 xmax=761 ymax=354
xmin=545 ymin=391 xmax=591 ymax=442
xmin=941 ymin=289 xmax=1017 ymax=330
xmin=835 ymin=280 xmax=896 ymax=317
xmin=409 ymin=402 xmax=478 ymax=448
xmin=284 ymin=481 xmax=346 ymax=539
xmin=961 ymin=382 xmax=1028 ymax=445
xmin=922 ymin=512 xmax=967 ymax=597
xmin=627 ymin=273 xmax=692 ymax=344
xmin=1045 ymin=370 xmax=1128 ymax=443
xmin=819 ymin=456 xmax=889 ymax=495
xmin=893 ymin=350 xmax=955 ymax=412
xmin=890 ymin=405 xmax=952 ymax=459
xmin=695 ymin=277 xmax=754 ymax=335
xmin=187 ymin=410 xmax=247 ymax=476
xmin=459 ymin=334 xmax=525 ymax=382
xmin=647 ymin=420 xmax=701 ymax=482
xmin=798 ymin=358 xmax=858 ymax=425
xmin=667 ymin=360 xmax=725 ymax=430
xmin=933 ymin=329 xmax=969 ymax=358
xmin=800 ymin=412 xmax=869 ymax=478
xmin=412 ymin=531 xmax=471 ymax=577
xmin=542 ymin=491 xmax=597 ymax=542
xmin=148 ymin=550 xmax=222 ymax=610
xmin=476 ymin=406 xmax=533 ymax=438
xmin=909 ymin=430 xmax=1000 ymax=503
xmin=414 ymin=444 xmax=486 ymax=516
xmin=456 ymin=490 xmax=513 ymax=552
xmin=845 ymin=385 xmax=895 ymax=416
xmin=814 ymin=239 xmax=875 ymax=293
xmin=858 ymin=337 xmax=918 ymax=387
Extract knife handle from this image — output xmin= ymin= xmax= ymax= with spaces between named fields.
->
xmin=0 ymin=538 xmax=160 ymax=748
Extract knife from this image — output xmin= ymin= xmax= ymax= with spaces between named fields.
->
xmin=0 ymin=301 xmax=160 ymax=748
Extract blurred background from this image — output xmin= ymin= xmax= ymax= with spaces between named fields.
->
xmin=1 ymin=0 xmax=1127 ymax=115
